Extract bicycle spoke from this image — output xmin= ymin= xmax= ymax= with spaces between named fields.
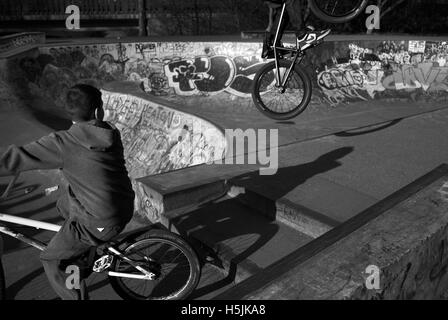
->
xmin=259 ymin=68 xmax=304 ymax=114
xmin=113 ymin=237 xmax=195 ymax=300
xmin=254 ymin=59 xmax=310 ymax=120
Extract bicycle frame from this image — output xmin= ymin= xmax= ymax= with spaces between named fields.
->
xmin=0 ymin=173 xmax=156 ymax=281
xmin=271 ymin=2 xmax=305 ymax=89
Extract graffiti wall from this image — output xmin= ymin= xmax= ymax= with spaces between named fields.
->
xmin=9 ymin=38 xmax=445 ymax=109
xmin=314 ymin=40 xmax=448 ymax=105
xmin=101 ymin=90 xmax=226 ymax=222
xmin=12 ymin=41 xmax=265 ymax=106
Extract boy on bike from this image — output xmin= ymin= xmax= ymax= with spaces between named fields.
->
xmin=0 ymin=84 xmax=135 ymax=300
xmin=263 ymin=0 xmax=331 ymax=58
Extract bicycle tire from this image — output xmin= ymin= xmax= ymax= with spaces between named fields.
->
xmin=252 ymin=59 xmax=312 ymax=120
xmin=308 ymin=0 xmax=369 ymax=23
xmin=109 ymin=228 xmax=201 ymax=300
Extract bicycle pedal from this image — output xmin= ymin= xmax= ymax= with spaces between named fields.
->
xmin=93 ymin=255 xmax=113 ymax=273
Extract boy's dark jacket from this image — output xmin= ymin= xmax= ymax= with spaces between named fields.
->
xmin=0 ymin=120 xmax=135 ymax=228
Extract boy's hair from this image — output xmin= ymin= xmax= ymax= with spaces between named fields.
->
xmin=65 ymin=84 xmax=103 ymax=121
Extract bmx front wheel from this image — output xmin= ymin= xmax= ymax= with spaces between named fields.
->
xmin=109 ymin=229 xmax=201 ymax=300
xmin=308 ymin=0 xmax=369 ymax=23
xmin=252 ymin=60 xmax=312 ymax=120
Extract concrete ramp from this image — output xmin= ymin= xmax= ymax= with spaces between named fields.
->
xmin=215 ymin=164 xmax=448 ymax=300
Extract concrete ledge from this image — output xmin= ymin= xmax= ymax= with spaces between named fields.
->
xmin=236 ymin=189 xmax=335 ymax=239
xmin=215 ymin=164 xmax=448 ymax=299
xmin=137 ymin=174 xmax=228 ymax=223
xmin=133 ymin=163 xmax=259 ymax=225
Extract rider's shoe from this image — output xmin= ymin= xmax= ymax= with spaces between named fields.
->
xmin=296 ymin=28 xmax=331 ymax=51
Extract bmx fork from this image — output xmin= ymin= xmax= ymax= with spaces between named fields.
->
xmin=280 ymin=52 xmax=304 ymax=91
xmin=274 ymin=51 xmax=304 ymax=92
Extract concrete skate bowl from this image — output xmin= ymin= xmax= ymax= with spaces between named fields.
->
xmin=3 ymin=35 xmax=448 ymax=141
xmin=3 ymin=34 xmax=448 ymax=216
xmin=2 ymin=34 xmax=448 ymax=299
xmin=0 ymin=37 xmax=228 ymax=223
xmin=100 ymin=88 xmax=226 ymax=222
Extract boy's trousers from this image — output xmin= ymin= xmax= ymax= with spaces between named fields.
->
xmin=40 ymin=198 xmax=125 ymax=300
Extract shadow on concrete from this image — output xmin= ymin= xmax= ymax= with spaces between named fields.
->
xmin=173 ymin=198 xmax=280 ymax=299
xmin=231 ymin=147 xmax=354 ymax=217
xmin=335 ymin=119 xmax=402 ymax=137
xmin=173 ymin=147 xmax=354 ymax=298
xmin=5 ymin=267 xmax=45 ymax=300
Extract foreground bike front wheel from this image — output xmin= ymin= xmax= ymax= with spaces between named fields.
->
xmin=308 ymin=0 xmax=369 ymax=24
xmin=109 ymin=228 xmax=201 ymax=300
xmin=252 ymin=60 xmax=312 ymax=120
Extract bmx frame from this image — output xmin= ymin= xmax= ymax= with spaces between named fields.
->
xmin=270 ymin=2 xmax=306 ymax=89
xmin=0 ymin=173 xmax=156 ymax=281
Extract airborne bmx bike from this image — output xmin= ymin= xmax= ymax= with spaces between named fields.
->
xmin=252 ymin=0 xmax=369 ymax=120
xmin=252 ymin=2 xmax=333 ymax=120
xmin=0 ymin=173 xmax=201 ymax=300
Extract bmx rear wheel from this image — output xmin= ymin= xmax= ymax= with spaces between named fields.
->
xmin=252 ymin=60 xmax=312 ymax=120
xmin=109 ymin=229 xmax=200 ymax=300
xmin=309 ymin=0 xmax=369 ymax=23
